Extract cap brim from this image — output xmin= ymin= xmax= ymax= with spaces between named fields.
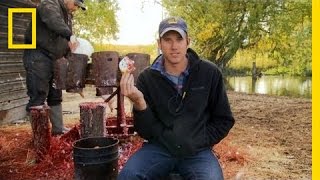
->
xmin=160 ymin=27 xmax=187 ymax=38
xmin=75 ymin=2 xmax=87 ymax=10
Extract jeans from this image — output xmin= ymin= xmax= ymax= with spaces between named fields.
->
xmin=23 ymin=49 xmax=62 ymax=111
xmin=117 ymin=142 xmax=223 ymax=180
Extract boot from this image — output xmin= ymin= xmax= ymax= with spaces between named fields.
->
xmin=49 ymin=104 xmax=69 ymax=136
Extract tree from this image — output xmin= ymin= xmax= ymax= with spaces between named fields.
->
xmin=161 ymin=0 xmax=311 ymax=74
xmin=72 ymin=0 xmax=119 ymax=44
xmin=267 ymin=0 xmax=311 ymax=75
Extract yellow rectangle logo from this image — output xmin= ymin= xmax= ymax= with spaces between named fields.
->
xmin=8 ymin=8 xmax=36 ymax=49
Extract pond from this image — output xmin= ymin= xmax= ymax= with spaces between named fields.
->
xmin=225 ymin=75 xmax=312 ymax=99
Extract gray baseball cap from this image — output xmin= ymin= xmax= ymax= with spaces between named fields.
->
xmin=158 ymin=17 xmax=188 ymax=38
xmin=75 ymin=0 xmax=87 ymax=10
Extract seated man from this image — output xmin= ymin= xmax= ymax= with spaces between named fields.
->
xmin=118 ymin=17 xmax=235 ymax=180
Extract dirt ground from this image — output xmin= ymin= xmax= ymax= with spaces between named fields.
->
xmin=0 ymin=86 xmax=311 ymax=180
xmin=227 ymin=91 xmax=311 ymax=179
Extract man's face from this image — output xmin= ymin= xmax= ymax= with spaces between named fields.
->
xmin=65 ymin=0 xmax=79 ymax=13
xmin=158 ymin=31 xmax=189 ymax=65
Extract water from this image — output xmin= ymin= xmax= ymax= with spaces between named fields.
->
xmin=225 ymin=76 xmax=312 ymax=99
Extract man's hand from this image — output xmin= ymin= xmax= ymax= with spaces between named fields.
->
xmin=68 ymin=36 xmax=79 ymax=53
xmin=120 ymin=72 xmax=147 ymax=110
xmin=68 ymin=40 xmax=79 ymax=53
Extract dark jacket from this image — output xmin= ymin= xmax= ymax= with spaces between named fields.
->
xmin=133 ymin=48 xmax=235 ymax=157
xmin=25 ymin=0 xmax=72 ymax=59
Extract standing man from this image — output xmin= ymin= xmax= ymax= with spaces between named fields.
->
xmin=118 ymin=17 xmax=235 ymax=180
xmin=23 ymin=0 xmax=86 ymax=135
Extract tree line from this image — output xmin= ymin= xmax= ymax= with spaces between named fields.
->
xmin=72 ymin=0 xmax=311 ymax=76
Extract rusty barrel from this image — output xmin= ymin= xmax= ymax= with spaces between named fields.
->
xmin=73 ymin=137 xmax=119 ymax=180
xmin=92 ymin=51 xmax=119 ymax=88
xmin=96 ymin=87 xmax=114 ymax=96
xmin=53 ymin=57 xmax=68 ymax=89
xmin=126 ymin=53 xmax=150 ymax=83
xmin=66 ymin=53 xmax=89 ymax=93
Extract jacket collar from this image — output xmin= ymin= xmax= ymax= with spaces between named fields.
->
xmin=58 ymin=0 xmax=69 ymax=21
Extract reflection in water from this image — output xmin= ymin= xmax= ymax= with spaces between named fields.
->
xmin=225 ymin=76 xmax=312 ymax=99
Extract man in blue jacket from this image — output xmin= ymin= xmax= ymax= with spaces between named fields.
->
xmin=23 ymin=0 xmax=86 ymax=135
xmin=118 ymin=17 xmax=235 ymax=180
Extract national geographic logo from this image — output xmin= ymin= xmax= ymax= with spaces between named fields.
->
xmin=8 ymin=8 xmax=36 ymax=49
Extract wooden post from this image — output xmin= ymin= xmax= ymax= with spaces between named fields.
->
xmin=30 ymin=105 xmax=51 ymax=162
xmin=117 ymin=88 xmax=128 ymax=135
xmin=79 ymin=102 xmax=107 ymax=138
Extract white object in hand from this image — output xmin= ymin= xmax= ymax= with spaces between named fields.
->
xmin=119 ymin=56 xmax=135 ymax=73
xmin=70 ymin=35 xmax=77 ymax=43
xmin=72 ymin=37 xmax=94 ymax=57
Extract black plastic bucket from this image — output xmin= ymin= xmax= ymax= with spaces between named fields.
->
xmin=73 ymin=137 xmax=119 ymax=180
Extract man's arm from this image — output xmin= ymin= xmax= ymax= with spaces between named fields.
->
xmin=38 ymin=0 xmax=72 ymax=40
xmin=206 ymin=69 xmax=235 ymax=145
xmin=120 ymin=72 xmax=165 ymax=140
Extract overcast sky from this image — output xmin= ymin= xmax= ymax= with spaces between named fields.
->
xmin=112 ymin=0 xmax=164 ymax=45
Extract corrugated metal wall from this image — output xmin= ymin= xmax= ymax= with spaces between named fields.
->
xmin=0 ymin=0 xmax=36 ymax=124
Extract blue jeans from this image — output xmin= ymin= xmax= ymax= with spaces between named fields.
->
xmin=23 ymin=49 xmax=62 ymax=111
xmin=117 ymin=143 xmax=223 ymax=180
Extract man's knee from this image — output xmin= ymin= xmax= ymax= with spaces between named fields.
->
xmin=117 ymin=168 xmax=143 ymax=180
